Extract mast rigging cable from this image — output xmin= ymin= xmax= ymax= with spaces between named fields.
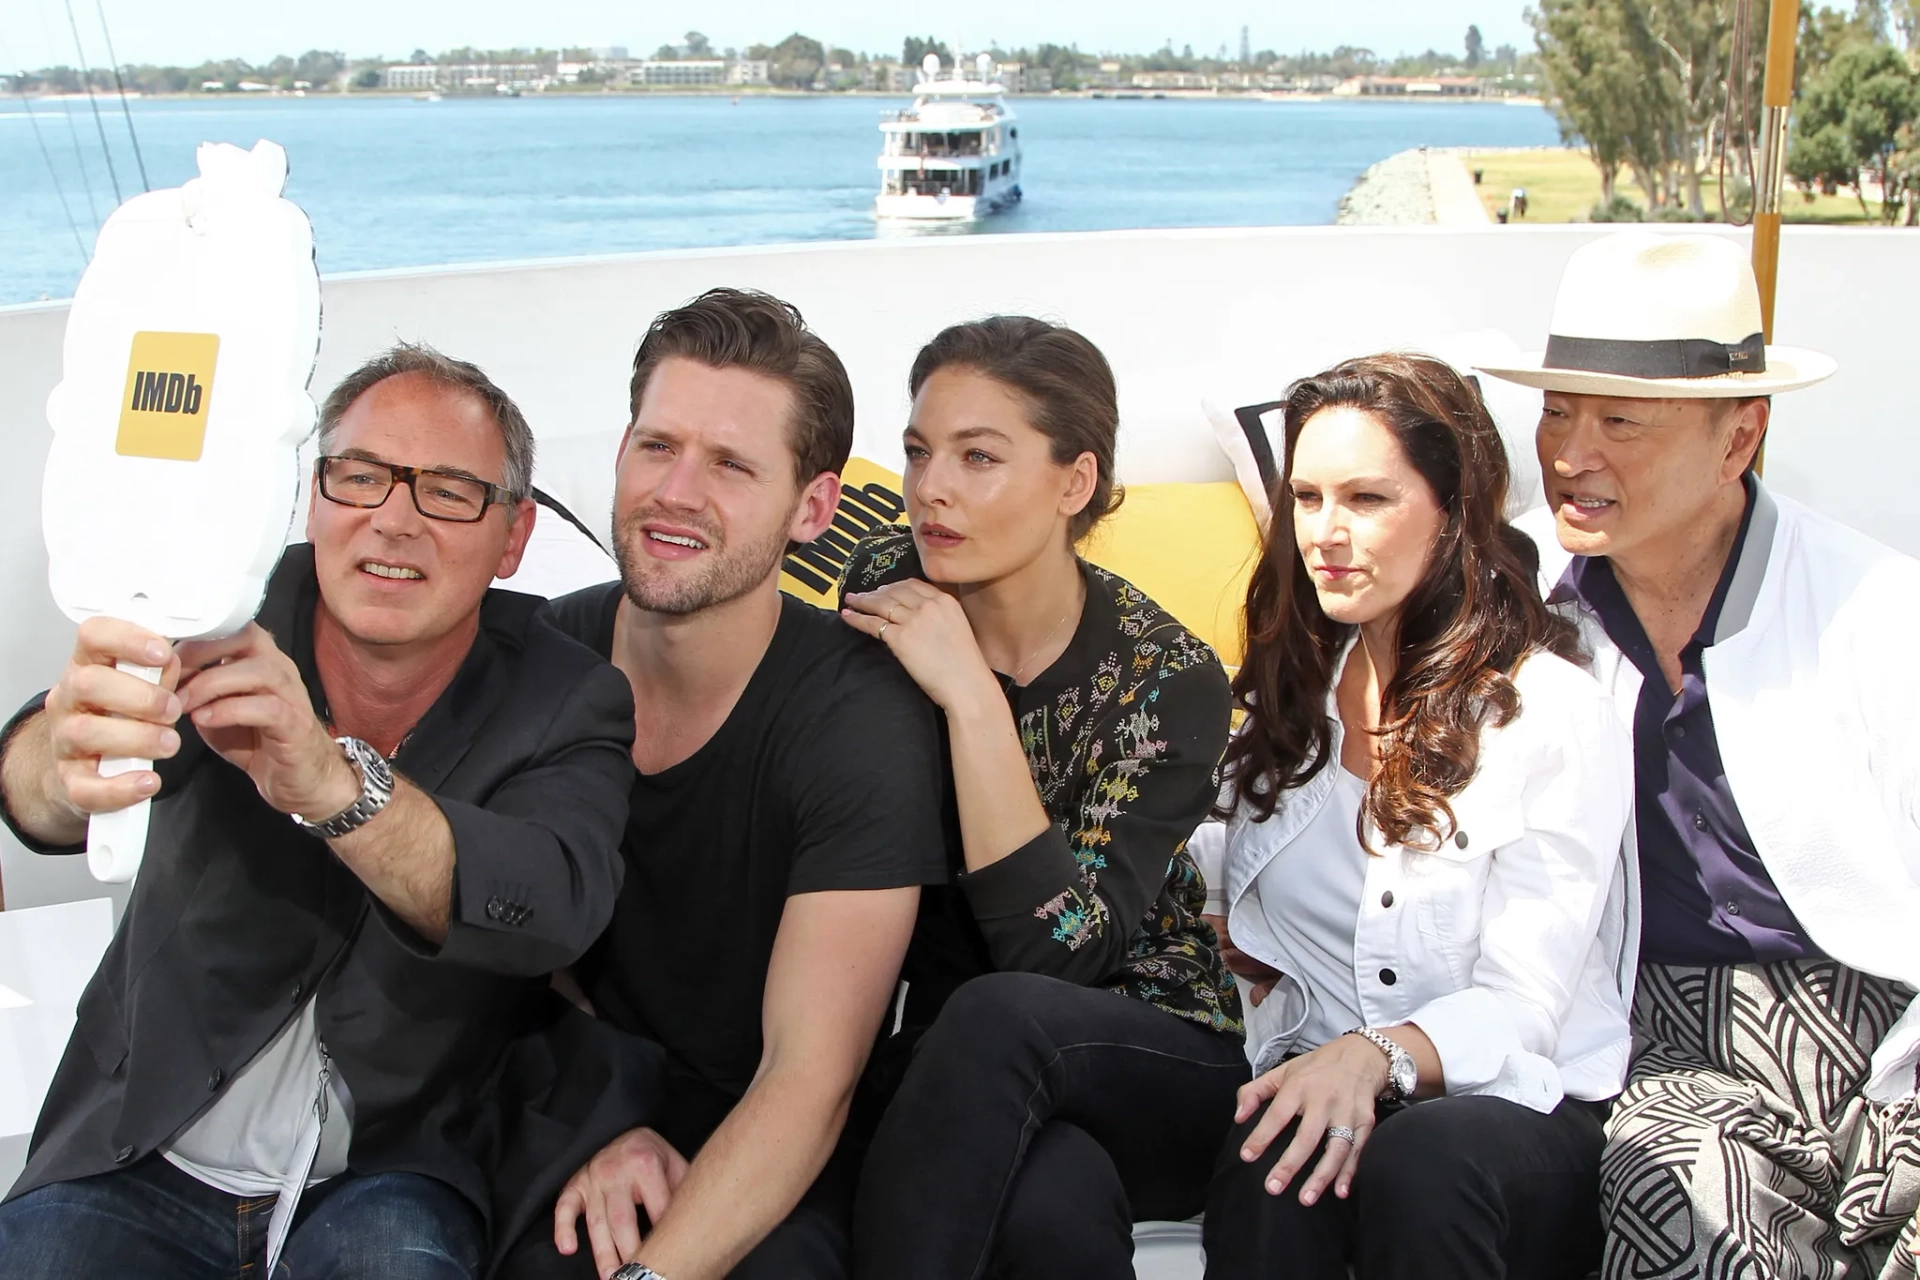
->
xmin=93 ymin=0 xmax=148 ymax=191
xmin=12 ymin=78 xmax=92 ymax=267
xmin=62 ymin=0 xmax=124 ymax=204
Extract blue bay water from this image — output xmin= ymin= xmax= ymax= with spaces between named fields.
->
xmin=1 ymin=94 xmax=1562 ymax=305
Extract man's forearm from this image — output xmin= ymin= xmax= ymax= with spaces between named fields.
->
xmin=0 ymin=712 xmax=86 ymax=848
xmin=328 ymin=778 xmax=453 ymax=943
xmin=637 ymin=1068 xmax=852 ymax=1280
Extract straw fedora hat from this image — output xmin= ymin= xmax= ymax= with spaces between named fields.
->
xmin=1476 ymin=231 xmax=1836 ymax=398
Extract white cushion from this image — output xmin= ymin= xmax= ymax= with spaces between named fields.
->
xmin=1132 ymin=1219 xmax=1206 ymax=1280
xmin=1199 ymin=330 xmax=1546 ymax=532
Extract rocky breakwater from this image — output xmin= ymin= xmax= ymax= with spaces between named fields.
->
xmin=1336 ymin=148 xmax=1436 ymax=225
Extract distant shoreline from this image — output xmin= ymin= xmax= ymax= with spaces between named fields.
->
xmin=17 ymin=87 xmax=1547 ymax=106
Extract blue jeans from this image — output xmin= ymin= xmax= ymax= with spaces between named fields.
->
xmin=0 ymin=1155 xmax=484 ymax=1279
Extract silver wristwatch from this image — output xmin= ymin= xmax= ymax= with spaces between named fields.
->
xmin=610 ymin=1266 xmax=668 ymax=1280
xmin=293 ymin=736 xmax=394 ymax=838
xmin=1346 ymin=1026 xmax=1418 ymax=1101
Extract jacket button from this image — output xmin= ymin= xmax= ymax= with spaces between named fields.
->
xmin=1693 ymin=812 xmax=1709 ymax=831
xmin=1454 ymin=830 xmax=1469 ymax=850
xmin=1380 ymin=890 xmax=1395 ymax=909
xmin=114 ymin=1145 xmax=135 ymax=1163
xmin=486 ymin=896 xmax=505 ymax=921
xmin=1379 ymin=968 xmax=1398 ymax=986
xmin=207 ymin=1068 xmax=225 ymax=1092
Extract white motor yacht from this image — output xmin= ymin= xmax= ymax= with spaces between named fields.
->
xmin=875 ymin=53 xmax=1023 ymax=222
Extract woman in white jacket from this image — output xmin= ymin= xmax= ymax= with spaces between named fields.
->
xmin=1197 ymin=354 xmax=1634 ymax=1280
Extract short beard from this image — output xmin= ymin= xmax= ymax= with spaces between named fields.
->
xmin=612 ymin=503 xmax=794 ymax=618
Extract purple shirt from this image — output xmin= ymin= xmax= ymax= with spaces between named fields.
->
xmin=1556 ymin=480 xmax=1822 ymax=966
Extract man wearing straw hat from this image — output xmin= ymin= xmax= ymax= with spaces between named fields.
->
xmin=1481 ymin=231 xmax=1920 ymax=1278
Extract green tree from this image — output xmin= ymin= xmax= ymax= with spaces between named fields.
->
xmin=293 ymin=50 xmax=344 ymax=88
xmin=902 ymin=36 xmax=951 ymax=67
xmin=684 ymin=31 xmax=713 ymax=57
xmin=1887 ymin=121 xmax=1920 ymax=219
xmin=1466 ymin=23 xmax=1487 ymax=66
xmin=1532 ymin=0 xmax=1652 ymax=202
xmin=1895 ymin=0 xmax=1920 ymax=47
xmin=768 ymin=33 xmax=826 ymax=87
xmin=1532 ymin=0 xmax=1762 ymax=216
xmin=1789 ymin=40 xmax=1920 ymax=217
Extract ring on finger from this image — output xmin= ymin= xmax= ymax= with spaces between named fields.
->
xmin=1325 ymin=1125 xmax=1357 ymax=1144
xmin=878 ymin=621 xmax=890 ymax=640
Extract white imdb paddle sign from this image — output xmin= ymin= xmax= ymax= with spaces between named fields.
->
xmin=42 ymin=140 xmax=321 ymax=883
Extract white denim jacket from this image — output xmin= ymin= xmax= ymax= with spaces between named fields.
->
xmin=1520 ymin=483 xmax=1920 ymax=1103
xmin=1192 ymin=645 xmax=1636 ymax=1113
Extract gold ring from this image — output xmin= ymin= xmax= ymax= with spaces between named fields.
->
xmin=878 ymin=620 xmax=890 ymax=640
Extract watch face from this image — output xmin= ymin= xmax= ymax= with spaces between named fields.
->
xmin=1392 ymin=1055 xmax=1418 ymax=1096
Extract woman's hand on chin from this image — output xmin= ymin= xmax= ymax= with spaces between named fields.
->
xmin=843 ymin=583 xmax=1000 ymax=714
xmin=1233 ymin=1034 xmax=1389 ymax=1206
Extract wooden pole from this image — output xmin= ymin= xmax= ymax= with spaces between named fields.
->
xmin=1752 ymin=0 xmax=1800 ymax=341
xmin=1750 ymin=0 xmax=1799 ymax=474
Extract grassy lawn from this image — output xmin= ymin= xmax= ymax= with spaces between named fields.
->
xmin=1462 ymin=148 xmax=1884 ymax=224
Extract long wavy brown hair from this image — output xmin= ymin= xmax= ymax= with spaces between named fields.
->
xmin=1219 ymin=353 xmax=1581 ymax=850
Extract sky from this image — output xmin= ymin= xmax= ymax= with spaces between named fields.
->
xmin=2 ymin=0 xmax=1537 ymax=70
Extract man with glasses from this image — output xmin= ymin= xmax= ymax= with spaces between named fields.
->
xmin=0 ymin=343 xmax=635 ymax=1280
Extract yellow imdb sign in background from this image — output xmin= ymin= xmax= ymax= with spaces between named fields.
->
xmin=779 ymin=457 xmax=1260 ymax=668
xmin=116 ymin=331 xmax=220 ymax=461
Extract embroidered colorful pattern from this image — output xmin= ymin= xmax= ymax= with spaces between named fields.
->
xmin=841 ymin=526 xmax=1243 ymax=1036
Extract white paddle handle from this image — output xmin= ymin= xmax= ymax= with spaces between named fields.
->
xmin=87 ymin=660 xmax=161 ymax=884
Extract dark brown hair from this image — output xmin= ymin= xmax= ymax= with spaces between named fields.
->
xmin=321 ymin=342 xmax=535 ymax=500
xmin=1221 ymin=353 xmax=1581 ymax=849
xmin=628 ymin=288 xmax=854 ymax=483
xmin=908 ymin=316 xmax=1123 ymax=540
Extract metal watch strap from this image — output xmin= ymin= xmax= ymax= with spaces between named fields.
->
xmin=293 ymin=737 xmax=394 ymax=838
xmin=1345 ymin=1025 xmax=1415 ymax=1100
xmin=610 ymin=1266 xmax=668 ymax=1280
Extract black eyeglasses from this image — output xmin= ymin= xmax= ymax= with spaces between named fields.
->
xmin=316 ymin=455 xmax=515 ymax=524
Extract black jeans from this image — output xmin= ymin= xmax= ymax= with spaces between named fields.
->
xmin=1203 ymin=1093 xmax=1608 ymax=1280
xmin=0 ymin=1154 xmax=484 ymax=1279
xmin=496 ymin=1137 xmax=861 ymax=1280
xmin=853 ymin=971 xmax=1249 ymax=1280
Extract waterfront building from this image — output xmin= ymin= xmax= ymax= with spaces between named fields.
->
xmin=866 ymin=61 xmax=917 ymax=92
xmin=441 ymin=62 xmax=541 ymax=92
xmin=996 ymin=63 xmax=1053 ymax=94
xmin=1132 ymin=71 xmax=1213 ymax=90
xmin=1095 ymin=60 xmax=1123 ymax=88
xmin=727 ymin=59 xmax=771 ymax=86
xmin=636 ymin=59 xmax=728 ymax=87
xmin=380 ymin=64 xmax=438 ymax=91
xmin=1336 ymin=75 xmax=1484 ymax=97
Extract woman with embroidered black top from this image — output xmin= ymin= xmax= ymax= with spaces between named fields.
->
xmin=838 ymin=316 xmax=1246 ymax=1280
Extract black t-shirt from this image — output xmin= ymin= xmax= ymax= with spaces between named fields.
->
xmin=543 ymin=583 xmax=951 ymax=1152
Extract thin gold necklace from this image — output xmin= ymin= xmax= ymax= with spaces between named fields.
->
xmin=1009 ymin=595 xmax=1080 ymax=685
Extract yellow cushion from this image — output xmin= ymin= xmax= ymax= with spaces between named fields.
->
xmin=779 ymin=458 xmax=1261 ymax=668
xmin=1078 ymin=481 xmax=1259 ymax=669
